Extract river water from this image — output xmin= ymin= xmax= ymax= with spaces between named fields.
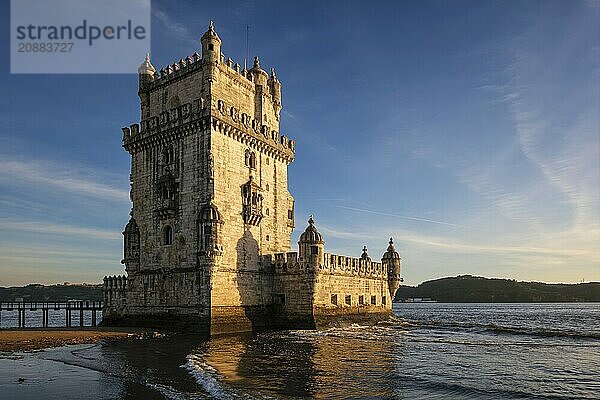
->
xmin=1 ymin=303 xmax=598 ymax=399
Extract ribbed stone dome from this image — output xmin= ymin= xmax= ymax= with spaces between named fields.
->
xmin=299 ymin=215 xmax=324 ymax=243
xmin=138 ymin=53 xmax=156 ymax=75
xmin=124 ymin=218 xmax=138 ymax=233
xmin=201 ymin=21 xmax=221 ymax=42
xmin=199 ymin=203 xmax=221 ymax=222
xmin=382 ymin=238 xmax=400 ymax=259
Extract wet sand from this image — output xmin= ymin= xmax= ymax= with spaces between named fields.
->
xmin=0 ymin=328 xmax=146 ymax=352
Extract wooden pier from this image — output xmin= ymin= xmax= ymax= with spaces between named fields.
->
xmin=0 ymin=301 xmax=102 ymax=328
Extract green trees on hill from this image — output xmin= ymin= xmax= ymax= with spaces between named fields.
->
xmin=395 ymin=275 xmax=600 ymax=302
xmin=0 ymin=284 xmax=102 ymax=302
xmin=2 ymin=276 xmax=599 ymax=303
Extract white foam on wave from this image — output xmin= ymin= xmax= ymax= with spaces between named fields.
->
xmin=181 ymin=354 xmax=276 ymax=400
xmin=181 ymin=353 xmax=256 ymax=400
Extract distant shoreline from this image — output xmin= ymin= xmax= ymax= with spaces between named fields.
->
xmin=0 ymin=327 xmax=151 ymax=352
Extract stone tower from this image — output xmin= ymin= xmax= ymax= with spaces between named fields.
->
xmin=104 ymin=22 xmax=296 ymax=332
xmin=103 ymin=22 xmax=401 ymax=333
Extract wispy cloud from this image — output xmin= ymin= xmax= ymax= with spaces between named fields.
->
xmin=320 ymin=218 xmax=598 ymax=262
xmin=0 ymin=219 xmax=121 ymax=240
xmin=0 ymin=158 xmax=129 ymax=203
xmin=333 ymin=205 xmax=468 ymax=228
xmin=152 ymin=6 xmax=196 ymax=48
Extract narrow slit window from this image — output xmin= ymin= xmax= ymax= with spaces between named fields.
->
xmin=331 ymin=294 xmax=338 ymax=305
xmin=163 ymin=225 xmax=173 ymax=245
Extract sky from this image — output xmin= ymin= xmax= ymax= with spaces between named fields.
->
xmin=0 ymin=0 xmax=598 ymax=286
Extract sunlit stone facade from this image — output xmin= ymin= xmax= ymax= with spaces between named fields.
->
xmin=103 ymin=23 xmax=402 ymax=333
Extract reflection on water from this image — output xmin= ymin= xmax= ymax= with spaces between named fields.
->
xmin=196 ymin=327 xmax=400 ymax=399
xmin=1 ymin=303 xmax=599 ymax=399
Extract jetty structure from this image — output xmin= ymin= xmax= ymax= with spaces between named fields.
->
xmin=103 ymin=22 xmax=403 ymax=334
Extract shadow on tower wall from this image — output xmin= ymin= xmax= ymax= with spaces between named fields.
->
xmin=232 ymin=227 xmax=273 ymax=331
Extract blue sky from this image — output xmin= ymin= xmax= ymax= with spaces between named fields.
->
xmin=0 ymin=0 xmax=598 ymax=285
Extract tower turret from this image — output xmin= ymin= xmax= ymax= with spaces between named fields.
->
xmin=122 ymin=217 xmax=140 ymax=273
xmin=249 ymin=56 xmax=269 ymax=123
xmin=138 ymin=53 xmax=156 ymax=80
xmin=201 ymin=21 xmax=222 ymax=64
xmin=250 ymin=56 xmax=268 ymax=86
xmin=381 ymin=238 xmax=402 ymax=299
xmin=298 ymin=215 xmax=325 ymax=267
xmin=268 ymin=68 xmax=282 ymax=119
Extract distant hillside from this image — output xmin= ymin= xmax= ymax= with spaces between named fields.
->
xmin=2 ymin=276 xmax=599 ymax=303
xmin=0 ymin=284 xmax=102 ymax=302
xmin=395 ymin=275 xmax=600 ymax=302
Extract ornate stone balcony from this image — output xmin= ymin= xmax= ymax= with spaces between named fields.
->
xmin=155 ymin=198 xmax=177 ymax=219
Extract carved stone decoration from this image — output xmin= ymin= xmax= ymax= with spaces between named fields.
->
xmin=241 ymin=176 xmax=263 ymax=226
xmin=181 ymin=103 xmax=190 ymax=119
xmin=130 ymin=124 xmax=140 ymax=136
xmin=159 ymin=112 xmax=168 ymax=126
xmin=197 ymin=202 xmax=223 ymax=257
xmin=230 ymin=107 xmax=239 ymax=122
xmin=241 ymin=113 xmax=250 ymax=127
xmin=122 ymin=217 xmax=140 ymax=270
xmin=218 ymin=99 xmax=226 ymax=114
xmin=169 ymin=107 xmax=179 ymax=122
xmin=155 ymin=168 xmax=178 ymax=219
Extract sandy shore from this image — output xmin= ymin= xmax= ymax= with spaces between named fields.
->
xmin=0 ymin=328 xmax=148 ymax=352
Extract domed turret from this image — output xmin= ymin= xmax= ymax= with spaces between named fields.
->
xmin=250 ymin=56 xmax=268 ymax=87
xmin=299 ymin=215 xmax=325 ymax=267
xmin=381 ymin=238 xmax=402 ymax=300
xmin=138 ymin=53 xmax=156 ymax=89
xmin=382 ymin=237 xmax=401 ymax=260
xmin=122 ymin=217 xmax=140 ymax=271
xmin=198 ymin=202 xmax=223 ymax=256
xmin=199 ymin=202 xmax=221 ymax=222
xmin=201 ymin=21 xmax=222 ymax=63
xmin=268 ymin=68 xmax=282 ymax=118
xmin=299 ymin=215 xmax=323 ymax=243
xmin=138 ymin=53 xmax=156 ymax=76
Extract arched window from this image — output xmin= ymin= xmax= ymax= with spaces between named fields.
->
xmin=244 ymin=149 xmax=257 ymax=169
xmin=163 ymin=225 xmax=173 ymax=245
xmin=163 ymin=146 xmax=174 ymax=165
xmin=201 ymin=223 xmax=212 ymax=250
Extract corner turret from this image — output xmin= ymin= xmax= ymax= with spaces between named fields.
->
xmin=298 ymin=215 xmax=325 ymax=267
xmin=381 ymin=238 xmax=402 ymax=299
xmin=268 ymin=68 xmax=282 ymax=119
xmin=201 ymin=21 xmax=222 ymax=63
xmin=138 ymin=52 xmax=155 ymax=93
xmin=250 ymin=56 xmax=268 ymax=87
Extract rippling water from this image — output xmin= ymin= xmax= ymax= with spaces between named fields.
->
xmin=1 ymin=303 xmax=598 ymax=399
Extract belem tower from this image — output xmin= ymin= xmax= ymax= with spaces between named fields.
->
xmin=102 ymin=22 xmax=402 ymax=334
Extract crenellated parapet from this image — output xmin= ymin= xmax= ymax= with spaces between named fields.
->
xmin=262 ymin=252 xmax=304 ymax=273
xmin=121 ymin=97 xmax=294 ymax=161
xmin=261 ymin=251 xmax=387 ymax=279
xmin=103 ymin=275 xmax=128 ymax=308
xmin=321 ymin=253 xmax=385 ymax=277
